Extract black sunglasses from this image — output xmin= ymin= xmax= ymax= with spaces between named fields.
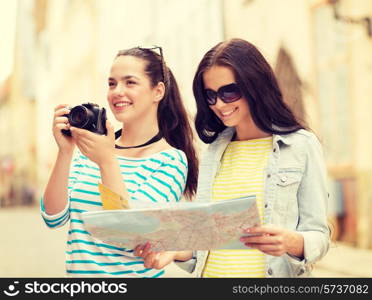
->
xmin=137 ymin=45 xmax=166 ymax=82
xmin=204 ymin=83 xmax=242 ymax=105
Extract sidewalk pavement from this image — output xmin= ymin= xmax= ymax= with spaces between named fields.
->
xmin=311 ymin=242 xmax=372 ymax=277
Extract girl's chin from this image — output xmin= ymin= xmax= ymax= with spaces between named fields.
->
xmin=113 ymin=114 xmax=137 ymax=125
xmin=112 ymin=114 xmax=128 ymax=123
xmin=220 ymin=118 xmax=237 ymax=127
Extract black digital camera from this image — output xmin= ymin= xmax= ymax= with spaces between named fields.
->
xmin=61 ymin=102 xmax=107 ymax=136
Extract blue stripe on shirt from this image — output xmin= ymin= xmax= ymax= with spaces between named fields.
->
xmin=66 ymin=250 xmax=128 ymax=257
xmin=44 ymin=213 xmax=70 ymax=228
xmin=160 ymin=151 xmax=187 ymax=169
xmin=143 ymin=182 xmax=169 ymax=202
xmin=137 ymin=190 xmax=157 ymax=203
xmin=66 ymin=260 xmax=143 ymax=266
xmin=70 ymin=198 xmax=102 ymax=206
xmin=71 ymin=171 xmax=100 ymax=179
xmin=73 ymin=189 xmax=100 ymax=196
xmin=67 ymin=239 xmax=127 ymax=251
xmin=70 ymin=208 xmax=87 ymax=213
xmin=150 ymin=174 xmax=180 ymax=199
xmin=73 ymin=164 xmax=100 ymax=172
xmin=68 ymin=229 xmax=90 ymax=235
xmin=121 ymin=171 xmax=146 ymax=181
xmin=71 ymin=219 xmax=84 ymax=224
xmin=124 ymin=179 xmax=140 ymax=187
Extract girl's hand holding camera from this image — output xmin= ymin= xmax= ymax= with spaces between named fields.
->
xmin=70 ymin=119 xmax=116 ymax=167
xmin=53 ymin=104 xmax=76 ymax=153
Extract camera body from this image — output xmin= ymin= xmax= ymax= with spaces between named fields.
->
xmin=61 ymin=102 xmax=107 ymax=136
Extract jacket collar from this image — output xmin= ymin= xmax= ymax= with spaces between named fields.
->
xmin=207 ymin=126 xmax=298 ymax=162
xmin=271 ymin=124 xmax=295 ymax=146
xmin=217 ymin=126 xmax=294 ymax=145
xmin=273 ymin=133 xmax=294 ymax=146
xmin=209 ymin=127 xmax=295 ymax=161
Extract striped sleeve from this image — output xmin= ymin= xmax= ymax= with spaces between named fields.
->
xmin=130 ymin=150 xmax=188 ymax=203
xmin=40 ymin=196 xmax=70 ymax=228
xmin=40 ymin=150 xmax=82 ymax=229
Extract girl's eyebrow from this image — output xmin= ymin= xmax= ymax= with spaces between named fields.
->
xmin=108 ymin=75 xmax=140 ymax=81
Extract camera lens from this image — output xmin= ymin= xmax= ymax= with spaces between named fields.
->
xmin=69 ymin=106 xmax=94 ymax=128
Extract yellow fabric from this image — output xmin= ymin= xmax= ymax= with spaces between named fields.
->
xmin=202 ymin=136 xmax=273 ymax=278
xmin=98 ymin=183 xmax=129 ymax=210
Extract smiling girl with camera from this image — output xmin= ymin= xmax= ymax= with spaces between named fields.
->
xmin=41 ymin=46 xmax=198 ymax=277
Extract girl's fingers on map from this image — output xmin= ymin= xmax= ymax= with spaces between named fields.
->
xmin=134 ymin=242 xmax=152 ymax=258
xmin=152 ymin=253 xmax=163 ymax=269
xmin=143 ymin=252 xmax=158 ymax=268
xmin=134 ymin=244 xmax=146 ymax=257
xmin=143 ymin=252 xmax=174 ymax=269
xmin=154 ymin=252 xmax=175 ymax=269
xmin=140 ymin=242 xmax=153 ymax=258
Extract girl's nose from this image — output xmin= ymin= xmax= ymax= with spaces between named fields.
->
xmin=214 ymin=97 xmax=226 ymax=109
xmin=114 ymin=83 xmax=125 ymax=96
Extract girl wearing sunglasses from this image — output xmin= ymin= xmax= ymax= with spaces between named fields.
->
xmin=138 ymin=38 xmax=330 ymax=278
xmin=41 ymin=46 xmax=198 ymax=277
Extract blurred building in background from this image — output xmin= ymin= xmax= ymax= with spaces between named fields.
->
xmin=1 ymin=0 xmax=372 ymax=249
xmin=223 ymin=0 xmax=372 ymax=248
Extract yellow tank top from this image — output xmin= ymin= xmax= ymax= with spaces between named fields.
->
xmin=202 ymin=136 xmax=273 ymax=277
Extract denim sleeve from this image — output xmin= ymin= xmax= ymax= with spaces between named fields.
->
xmin=174 ymin=258 xmax=197 ymax=274
xmin=295 ymin=133 xmax=330 ymax=265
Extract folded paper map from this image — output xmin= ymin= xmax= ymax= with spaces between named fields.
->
xmin=82 ymin=195 xmax=260 ymax=251
xmin=98 ymin=183 xmax=129 ymax=210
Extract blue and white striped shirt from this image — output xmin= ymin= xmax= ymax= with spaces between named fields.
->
xmin=41 ymin=148 xmax=188 ymax=277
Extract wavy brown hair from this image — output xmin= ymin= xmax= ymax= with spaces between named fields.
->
xmin=193 ymin=38 xmax=305 ymax=143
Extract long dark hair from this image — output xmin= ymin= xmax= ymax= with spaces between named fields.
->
xmin=116 ymin=47 xmax=198 ymax=200
xmin=193 ymin=38 xmax=305 ymax=143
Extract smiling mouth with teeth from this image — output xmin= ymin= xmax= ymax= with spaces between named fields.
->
xmin=114 ymin=102 xmax=132 ymax=107
xmin=220 ymin=107 xmax=238 ymax=117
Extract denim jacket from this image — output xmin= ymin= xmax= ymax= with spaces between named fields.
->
xmin=177 ymin=127 xmax=330 ymax=277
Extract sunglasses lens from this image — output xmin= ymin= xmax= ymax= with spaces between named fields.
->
xmin=220 ymin=84 xmax=241 ymax=102
xmin=205 ymin=90 xmax=217 ymax=105
xmin=204 ymin=84 xmax=241 ymax=105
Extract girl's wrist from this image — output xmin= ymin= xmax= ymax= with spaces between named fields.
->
xmin=286 ymin=231 xmax=304 ymax=258
xmin=57 ymin=148 xmax=74 ymax=159
xmin=98 ymin=155 xmax=118 ymax=169
xmin=173 ymin=251 xmax=193 ymax=262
